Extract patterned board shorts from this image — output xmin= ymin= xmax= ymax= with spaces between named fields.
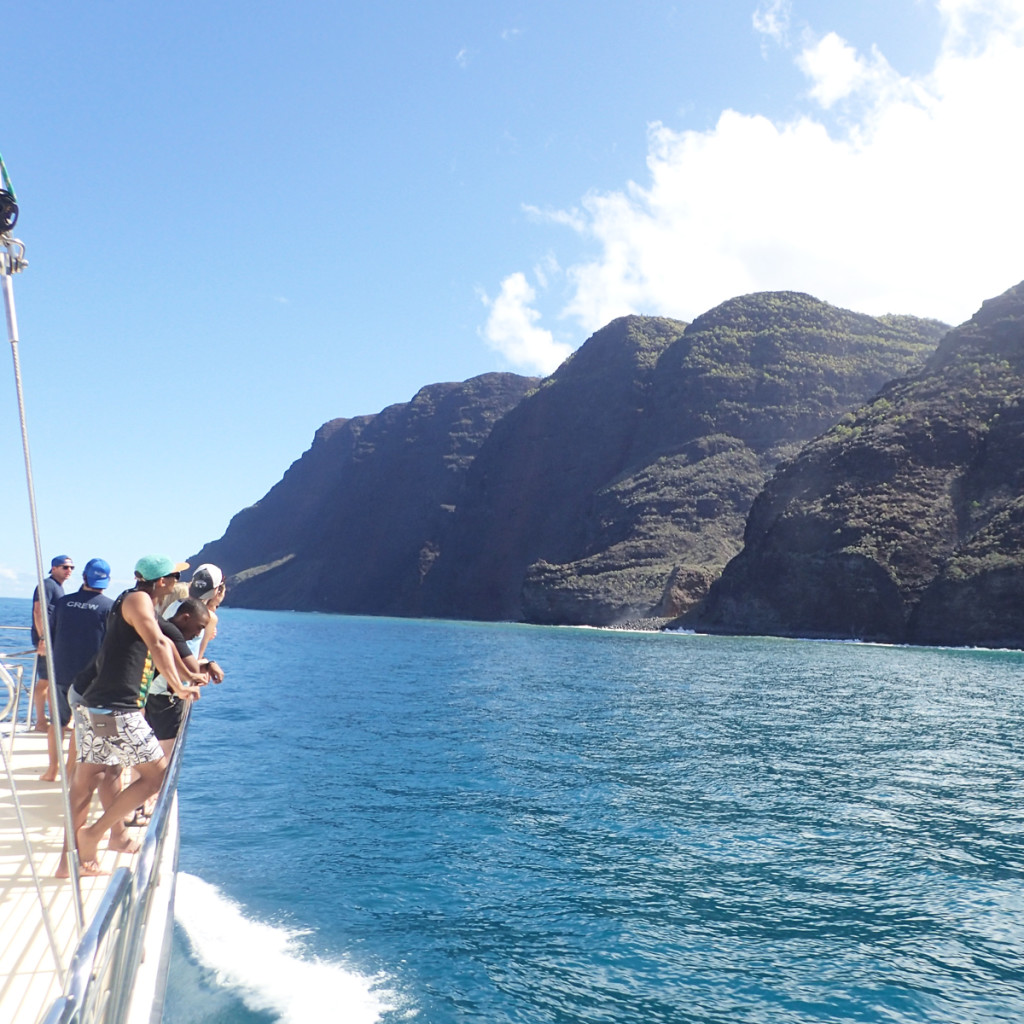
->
xmin=72 ymin=704 xmax=164 ymax=767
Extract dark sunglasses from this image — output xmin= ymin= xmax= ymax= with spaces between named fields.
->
xmin=161 ymin=572 xmax=181 ymax=581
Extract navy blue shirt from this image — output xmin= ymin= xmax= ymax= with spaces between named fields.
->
xmin=51 ymin=586 xmax=114 ymax=690
xmin=31 ymin=576 xmax=65 ymax=646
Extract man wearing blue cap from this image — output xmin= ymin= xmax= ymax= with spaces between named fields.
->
xmin=40 ymin=558 xmax=115 ymax=782
xmin=30 ymin=555 xmax=75 ymax=731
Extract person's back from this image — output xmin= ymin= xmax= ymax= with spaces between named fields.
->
xmin=40 ymin=558 xmax=114 ymax=781
xmin=81 ymin=590 xmax=153 ymax=711
xmin=52 ymin=560 xmax=114 ymax=690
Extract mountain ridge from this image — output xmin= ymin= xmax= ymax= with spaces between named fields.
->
xmin=191 ymin=288 xmax=955 ymax=634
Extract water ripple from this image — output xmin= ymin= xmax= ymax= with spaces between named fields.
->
xmin=176 ymin=615 xmax=1024 ymax=1024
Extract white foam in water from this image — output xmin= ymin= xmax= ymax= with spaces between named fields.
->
xmin=175 ymin=872 xmax=401 ymax=1023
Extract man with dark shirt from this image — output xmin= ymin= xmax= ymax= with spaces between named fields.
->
xmin=67 ymin=555 xmax=204 ymax=874
xmin=147 ymin=598 xmax=224 ymax=757
xmin=30 ymin=555 xmax=74 ymax=730
xmin=40 ymin=558 xmax=114 ymax=781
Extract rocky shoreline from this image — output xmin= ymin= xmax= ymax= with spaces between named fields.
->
xmin=603 ymin=617 xmax=674 ymax=632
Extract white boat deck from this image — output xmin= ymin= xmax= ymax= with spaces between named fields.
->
xmin=0 ymin=726 xmax=143 ymax=1023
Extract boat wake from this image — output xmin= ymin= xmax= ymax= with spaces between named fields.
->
xmin=174 ymin=872 xmax=401 ymax=1024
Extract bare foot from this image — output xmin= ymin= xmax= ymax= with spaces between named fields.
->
xmin=33 ymin=722 xmax=50 ymax=733
xmin=76 ymin=824 xmax=101 ymax=865
xmin=38 ymin=768 xmax=59 ymax=782
xmin=55 ymin=855 xmax=108 ymax=878
xmin=108 ymin=832 xmax=141 ymax=855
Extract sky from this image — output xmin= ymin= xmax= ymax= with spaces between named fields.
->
xmin=2 ymin=0 xmax=1023 ymax=598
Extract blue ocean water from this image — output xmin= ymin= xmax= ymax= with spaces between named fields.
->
xmin=29 ymin=602 xmax=1024 ymax=1024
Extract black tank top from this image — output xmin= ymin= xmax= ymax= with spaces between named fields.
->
xmin=80 ymin=589 xmax=156 ymax=710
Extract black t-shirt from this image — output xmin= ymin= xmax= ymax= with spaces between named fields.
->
xmin=160 ymin=618 xmax=191 ymax=661
xmin=147 ymin=618 xmax=194 ymax=697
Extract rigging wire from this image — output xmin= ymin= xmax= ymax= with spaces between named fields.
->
xmin=1 ymin=157 xmax=87 ymax=936
xmin=0 ymin=662 xmax=67 ymax=985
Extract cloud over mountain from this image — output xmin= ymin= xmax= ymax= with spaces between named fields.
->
xmin=490 ymin=0 xmax=1024 ymax=372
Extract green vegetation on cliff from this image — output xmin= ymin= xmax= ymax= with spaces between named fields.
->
xmin=192 ymin=290 xmax=946 ymax=629
xmin=694 ymin=281 xmax=1024 ymax=648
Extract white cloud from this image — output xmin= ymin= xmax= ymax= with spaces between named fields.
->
xmin=938 ymin=0 xmax=1024 ymax=48
xmin=493 ymin=0 xmax=1024 ymax=341
xmin=797 ymin=32 xmax=896 ymax=108
xmin=753 ymin=0 xmax=792 ymax=43
xmin=480 ymin=272 xmax=573 ymax=374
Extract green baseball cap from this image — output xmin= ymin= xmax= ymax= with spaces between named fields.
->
xmin=134 ymin=555 xmax=190 ymax=581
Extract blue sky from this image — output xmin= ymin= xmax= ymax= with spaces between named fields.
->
xmin=2 ymin=0 xmax=1023 ymax=597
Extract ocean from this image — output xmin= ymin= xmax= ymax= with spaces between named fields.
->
xmin=4 ymin=599 xmax=1024 ymax=1022
xmin=161 ymin=610 xmax=1024 ymax=1024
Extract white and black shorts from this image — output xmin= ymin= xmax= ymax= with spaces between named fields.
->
xmin=73 ymin=705 xmax=164 ymax=767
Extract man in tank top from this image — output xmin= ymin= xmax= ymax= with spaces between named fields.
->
xmin=69 ymin=555 xmax=205 ymax=874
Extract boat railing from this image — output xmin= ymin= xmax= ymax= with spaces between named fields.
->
xmin=0 ymin=623 xmax=35 ymax=733
xmin=40 ymin=870 xmax=133 ymax=1024
xmin=41 ymin=699 xmax=193 ymax=1024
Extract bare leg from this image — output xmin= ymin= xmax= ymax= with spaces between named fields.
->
xmin=99 ymin=768 xmax=141 ymax=853
xmin=65 ymin=729 xmax=77 ymax=780
xmin=39 ymin=720 xmax=61 ymax=781
xmin=56 ymin=763 xmax=108 ymax=877
xmin=32 ymin=677 xmax=49 ymax=731
xmin=77 ymin=758 xmax=166 ymax=865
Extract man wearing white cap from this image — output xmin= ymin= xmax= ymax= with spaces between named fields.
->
xmin=188 ymin=563 xmax=226 ymax=659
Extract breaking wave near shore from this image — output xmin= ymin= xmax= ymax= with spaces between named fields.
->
xmin=171 ymin=872 xmax=403 ymax=1024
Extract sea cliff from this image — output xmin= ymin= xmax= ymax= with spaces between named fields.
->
xmin=691 ymin=281 xmax=1024 ymax=647
xmin=191 ymin=286 xmax=1024 ymax=642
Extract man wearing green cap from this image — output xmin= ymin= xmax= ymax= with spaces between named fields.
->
xmin=69 ymin=555 xmax=205 ymax=873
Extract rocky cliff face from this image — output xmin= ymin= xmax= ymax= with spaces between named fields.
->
xmin=193 ymin=291 xmax=945 ymax=626
xmin=693 ymin=281 xmax=1024 ymax=647
xmin=191 ymin=372 xmax=538 ymax=612
xmin=422 ymin=294 xmax=944 ymax=624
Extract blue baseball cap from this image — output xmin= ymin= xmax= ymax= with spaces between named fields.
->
xmin=51 ymin=555 xmax=72 ymax=567
xmin=83 ymin=558 xmax=111 ymax=589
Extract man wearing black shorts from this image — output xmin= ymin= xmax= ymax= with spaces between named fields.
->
xmin=146 ymin=598 xmax=224 ymax=756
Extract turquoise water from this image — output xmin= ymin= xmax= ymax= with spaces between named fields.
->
xmin=25 ymin=602 xmax=1024 ymax=1024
